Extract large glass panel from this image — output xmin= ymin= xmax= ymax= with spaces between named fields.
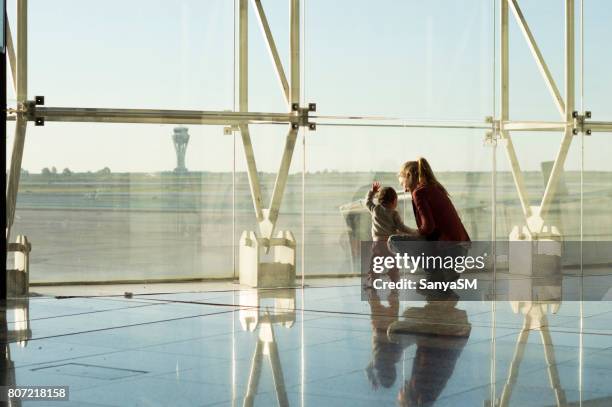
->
xmin=10 ymin=123 xmax=234 ymax=283
xmin=583 ymin=133 xmax=612 ymax=241
xmin=305 ymin=126 xmax=492 ymax=277
xmin=27 ymin=0 xmax=234 ymax=110
xmin=506 ymin=0 xmax=566 ymax=122
xmin=302 ymin=126 xmax=494 ymax=404
xmin=305 ymin=0 xmax=494 ymax=120
xmin=247 ymin=0 xmax=292 ymax=113
xmin=584 ymin=0 xmax=612 ymax=120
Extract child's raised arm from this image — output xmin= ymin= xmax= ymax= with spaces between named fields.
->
xmin=365 ymin=182 xmax=380 ymax=212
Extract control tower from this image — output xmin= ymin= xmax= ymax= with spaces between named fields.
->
xmin=172 ymin=127 xmax=190 ymax=173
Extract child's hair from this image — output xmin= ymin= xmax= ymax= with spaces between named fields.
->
xmin=377 ymin=186 xmax=398 ymax=206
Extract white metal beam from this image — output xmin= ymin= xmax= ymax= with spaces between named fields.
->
xmin=257 ymin=0 xmax=301 ymax=240
xmin=289 ymin=0 xmax=300 ymax=105
xmin=249 ymin=0 xmax=302 ymax=241
xmin=500 ymin=0 xmax=533 ymax=220
xmin=6 ymin=0 xmax=28 ymax=241
xmin=24 ymin=107 xmax=295 ymax=125
xmin=250 ymin=0 xmax=290 ymax=105
xmin=237 ymin=0 xmax=266 ymax=226
xmin=501 ymin=0 xmax=509 ymax=124
xmin=500 ymin=135 xmax=533 ymax=219
xmin=508 ymin=0 xmax=565 ymax=119
xmin=239 ymin=0 xmax=248 ymax=112
xmin=239 ymin=124 xmax=265 ymax=223
xmin=502 ymin=121 xmax=567 ymax=132
xmin=539 ymin=0 xmax=575 ymax=222
xmin=588 ymin=122 xmax=612 ymax=132
xmin=6 ymin=117 xmax=27 ymax=241
xmin=264 ymin=128 xmax=298 ymax=239
xmin=16 ymin=0 xmax=27 ymax=104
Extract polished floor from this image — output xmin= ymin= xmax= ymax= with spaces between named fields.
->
xmin=2 ymin=279 xmax=612 ymax=407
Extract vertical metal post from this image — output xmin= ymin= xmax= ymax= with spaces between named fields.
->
xmin=499 ymin=0 xmax=532 ymax=221
xmin=290 ymin=0 xmax=300 ymax=105
xmin=6 ymin=0 xmax=28 ymax=242
xmin=16 ymin=1 xmax=26 ymax=103
xmin=238 ymin=0 xmax=265 ymax=224
xmin=539 ymin=0 xmax=575 ymax=221
xmin=232 ymin=0 xmax=240 ymax=281
xmin=578 ymin=1 xmax=584 ymax=405
xmin=263 ymin=0 xmax=301 ymax=239
xmin=500 ymin=0 xmax=508 ymax=132
xmin=565 ymin=0 xmax=576 ymax=136
xmin=239 ymin=0 xmax=248 ymax=113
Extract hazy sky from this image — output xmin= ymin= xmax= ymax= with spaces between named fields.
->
xmin=5 ymin=0 xmax=612 ymax=173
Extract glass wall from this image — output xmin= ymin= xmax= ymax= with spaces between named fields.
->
xmin=4 ymin=1 xmax=609 ymax=283
xmin=10 ymin=123 xmax=234 ymax=283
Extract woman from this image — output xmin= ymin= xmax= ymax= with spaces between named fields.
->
xmin=397 ymin=157 xmax=470 ymax=242
xmin=388 ymin=158 xmax=470 ymax=282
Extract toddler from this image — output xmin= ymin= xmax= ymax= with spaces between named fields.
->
xmin=364 ymin=182 xmax=417 ymax=286
xmin=366 ymin=182 xmax=417 ymax=241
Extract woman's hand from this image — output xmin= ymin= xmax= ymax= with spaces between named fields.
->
xmin=371 ymin=181 xmax=381 ymax=193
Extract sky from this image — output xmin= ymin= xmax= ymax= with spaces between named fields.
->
xmin=5 ymin=0 xmax=612 ymax=173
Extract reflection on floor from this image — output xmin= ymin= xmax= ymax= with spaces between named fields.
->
xmin=2 ymin=278 xmax=612 ymax=407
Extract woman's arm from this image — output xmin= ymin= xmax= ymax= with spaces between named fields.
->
xmin=392 ymin=211 xmax=418 ymax=235
xmin=412 ymin=188 xmax=436 ymax=236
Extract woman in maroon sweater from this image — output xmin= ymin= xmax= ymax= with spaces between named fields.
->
xmin=397 ymin=157 xmax=470 ymax=242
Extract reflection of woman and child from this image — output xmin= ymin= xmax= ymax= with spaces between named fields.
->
xmin=366 ymin=287 xmax=471 ymax=406
xmin=365 ymin=157 xmax=471 ymax=287
xmin=364 ymin=158 xmax=472 ymax=405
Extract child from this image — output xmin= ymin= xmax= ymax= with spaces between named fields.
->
xmin=365 ymin=182 xmax=417 ymax=285
xmin=366 ymin=181 xmax=417 ymax=241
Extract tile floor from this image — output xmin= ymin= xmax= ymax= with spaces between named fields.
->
xmin=2 ymin=278 xmax=612 ymax=406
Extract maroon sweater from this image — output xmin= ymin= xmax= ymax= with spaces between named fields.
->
xmin=411 ymin=184 xmax=470 ymax=242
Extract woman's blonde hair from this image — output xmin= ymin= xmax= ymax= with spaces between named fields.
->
xmin=400 ymin=157 xmax=448 ymax=196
